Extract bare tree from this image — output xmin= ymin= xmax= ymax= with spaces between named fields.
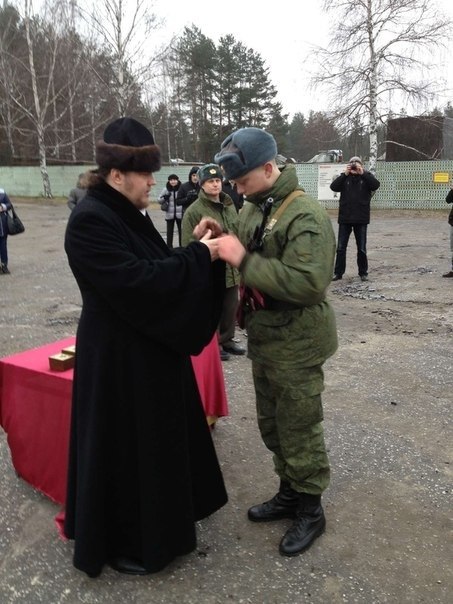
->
xmin=0 ymin=4 xmax=20 ymax=159
xmin=83 ymin=0 xmax=164 ymax=117
xmin=22 ymin=0 xmax=55 ymax=196
xmin=2 ymin=0 xmax=74 ymax=195
xmin=311 ymin=0 xmax=452 ymax=171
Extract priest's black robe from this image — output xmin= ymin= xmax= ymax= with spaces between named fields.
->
xmin=63 ymin=182 xmax=228 ymax=577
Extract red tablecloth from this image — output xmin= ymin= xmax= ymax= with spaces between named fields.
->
xmin=0 ymin=335 xmax=228 ymax=506
xmin=191 ymin=335 xmax=229 ymax=423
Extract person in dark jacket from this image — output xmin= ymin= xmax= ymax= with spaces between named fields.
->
xmin=442 ymin=184 xmax=453 ymax=277
xmin=0 ymin=188 xmax=13 ymax=274
xmin=330 ymin=156 xmax=380 ymax=281
xmin=222 ymin=178 xmax=244 ymax=212
xmin=176 ymin=166 xmax=200 ymax=213
xmin=64 ymin=117 xmax=228 ymax=578
xmin=157 ymin=173 xmax=183 ymax=247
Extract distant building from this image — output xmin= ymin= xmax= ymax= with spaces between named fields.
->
xmin=386 ymin=116 xmax=453 ymax=161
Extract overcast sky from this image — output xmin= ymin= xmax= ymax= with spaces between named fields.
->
xmin=153 ymin=0 xmax=329 ymax=117
xmin=153 ymin=0 xmax=453 ymax=118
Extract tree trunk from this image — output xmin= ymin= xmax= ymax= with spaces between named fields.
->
xmin=5 ymin=102 xmax=16 ymax=158
xmin=25 ymin=0 xmax=52 ymax=197
xmin=38 ymin=122 xmax=52 ymax=197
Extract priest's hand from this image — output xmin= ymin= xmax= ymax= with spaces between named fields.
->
xmin=199 ymin=231 xmax=220 ymax=261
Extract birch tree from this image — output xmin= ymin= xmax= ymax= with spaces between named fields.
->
xmin=0 ymin=4 xmax=21 ymax=160
xmin=2 ymin=0 xmax=71 ymax=195
xmin=23 ymin=0 xmax=54 ymax=196
xmin=311 ymin=0 xmax=452 ymax=172
xmin=84 ymin=0 xmax=163 ymax=117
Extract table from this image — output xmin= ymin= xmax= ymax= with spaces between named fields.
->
xmin=191 ymin=335 xmax=229 ymax=426
xmin=0 ymin=335 xmax=228 ymax=506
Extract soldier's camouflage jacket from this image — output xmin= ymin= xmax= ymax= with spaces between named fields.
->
xmin=236 ymin=164 xmax=338 ymax=367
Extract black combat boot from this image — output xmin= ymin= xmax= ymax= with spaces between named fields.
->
xmin=248 ymin=481 xmax=300 ymax=522
xmin=279 ymin=493 xmax=325 ymax=556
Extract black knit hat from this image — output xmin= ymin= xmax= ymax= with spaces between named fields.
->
xmin=214 ymin=127 xmax=277 ymax=180
xmin=96 ymin=117 xmax=161 ymax=172
xmin=197 ymin=163 xmax=222 ymax=185
xmin=168 ymin=174 xmax=179 ymax=180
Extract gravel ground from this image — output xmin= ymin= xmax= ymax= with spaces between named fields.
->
xmin=0 ymin=201 xmax=452 ymax=604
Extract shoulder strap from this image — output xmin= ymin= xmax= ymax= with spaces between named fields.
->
xmin=265 ymin=190 xmax=304 ymax=234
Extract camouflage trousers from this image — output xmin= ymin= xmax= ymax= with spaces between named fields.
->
xmin=252 ymin=361 xmax=330 ymax=495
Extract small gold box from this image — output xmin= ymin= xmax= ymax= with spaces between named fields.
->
xmin=49 ymin=353 xmax=75 ymax=371
xmin=61 ymin=345 xmax=76 ymax=356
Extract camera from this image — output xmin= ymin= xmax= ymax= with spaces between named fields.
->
xmin=350 ymin=162 xmax=357 ymax=171
xmin=162 ymin=193 xmax=170 ymax=201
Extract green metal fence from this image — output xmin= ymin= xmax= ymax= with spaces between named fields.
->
xmin=296 ymin=160 xmax=453 ymax=210
xmin=1 ymin=161 xmax=452 ymax=209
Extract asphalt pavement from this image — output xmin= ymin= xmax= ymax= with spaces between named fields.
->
xmin=0 ymin=201 xmax=451 ymax=603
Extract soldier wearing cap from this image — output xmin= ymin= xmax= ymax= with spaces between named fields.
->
xmin=182 ymin=163 xmax=245 ymax=360
xmin=215 ymin=127 xmax=338 ymax=557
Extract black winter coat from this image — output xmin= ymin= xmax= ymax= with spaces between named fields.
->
xmin=222 ymin=181 xmax=244 ymax=212
xmin=330 ymin=171 xmax=380 ymax=224
xmin=64 ymin=182 xmax=227 ymax=577
xmin=446 ymin=188 xmax=453 ymax=225
xmin=0 ymin=191 xmax=12 ymax=237
xmin=176 ymin=180 xmax=200 ymax=210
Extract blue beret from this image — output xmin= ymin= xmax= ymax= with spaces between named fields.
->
xmin=214 ymin=127 xmax=277 ymax=180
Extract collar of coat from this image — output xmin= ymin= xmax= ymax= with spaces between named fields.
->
xmin=198 ymin=189 xmax=234 ymax=207
xmin=244 ymin=164 xmax=299 ymax=207
xmin=88 ymin=181 xmax=168 ymax=252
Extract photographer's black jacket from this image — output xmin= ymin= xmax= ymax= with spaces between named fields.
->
xmin=330 ymin=171 xmax=380 ymax=224
xmin=446 ymin=187 xmax=453 ymax=225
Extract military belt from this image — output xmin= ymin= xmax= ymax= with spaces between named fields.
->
xmin=262 ymin=294 xmax=303 ymax=311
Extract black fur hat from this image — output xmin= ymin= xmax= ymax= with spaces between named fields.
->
xmin=96 ymin=117 xmax=161 ymax=172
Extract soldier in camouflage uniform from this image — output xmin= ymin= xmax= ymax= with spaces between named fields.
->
xmin=215 ymin=128 xmax=338 ymax=556
xmin=181 ymin=163 xmax=245 ymax=359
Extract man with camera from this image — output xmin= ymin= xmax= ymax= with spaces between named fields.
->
xmin=330 ymin=155 xmax=380 ymax=282
xmin=442 ymin=183 xmax=453 ymax=277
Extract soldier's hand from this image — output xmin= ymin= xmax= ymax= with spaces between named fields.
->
xmin=217 ymin=233 xmax=246 ymax=268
